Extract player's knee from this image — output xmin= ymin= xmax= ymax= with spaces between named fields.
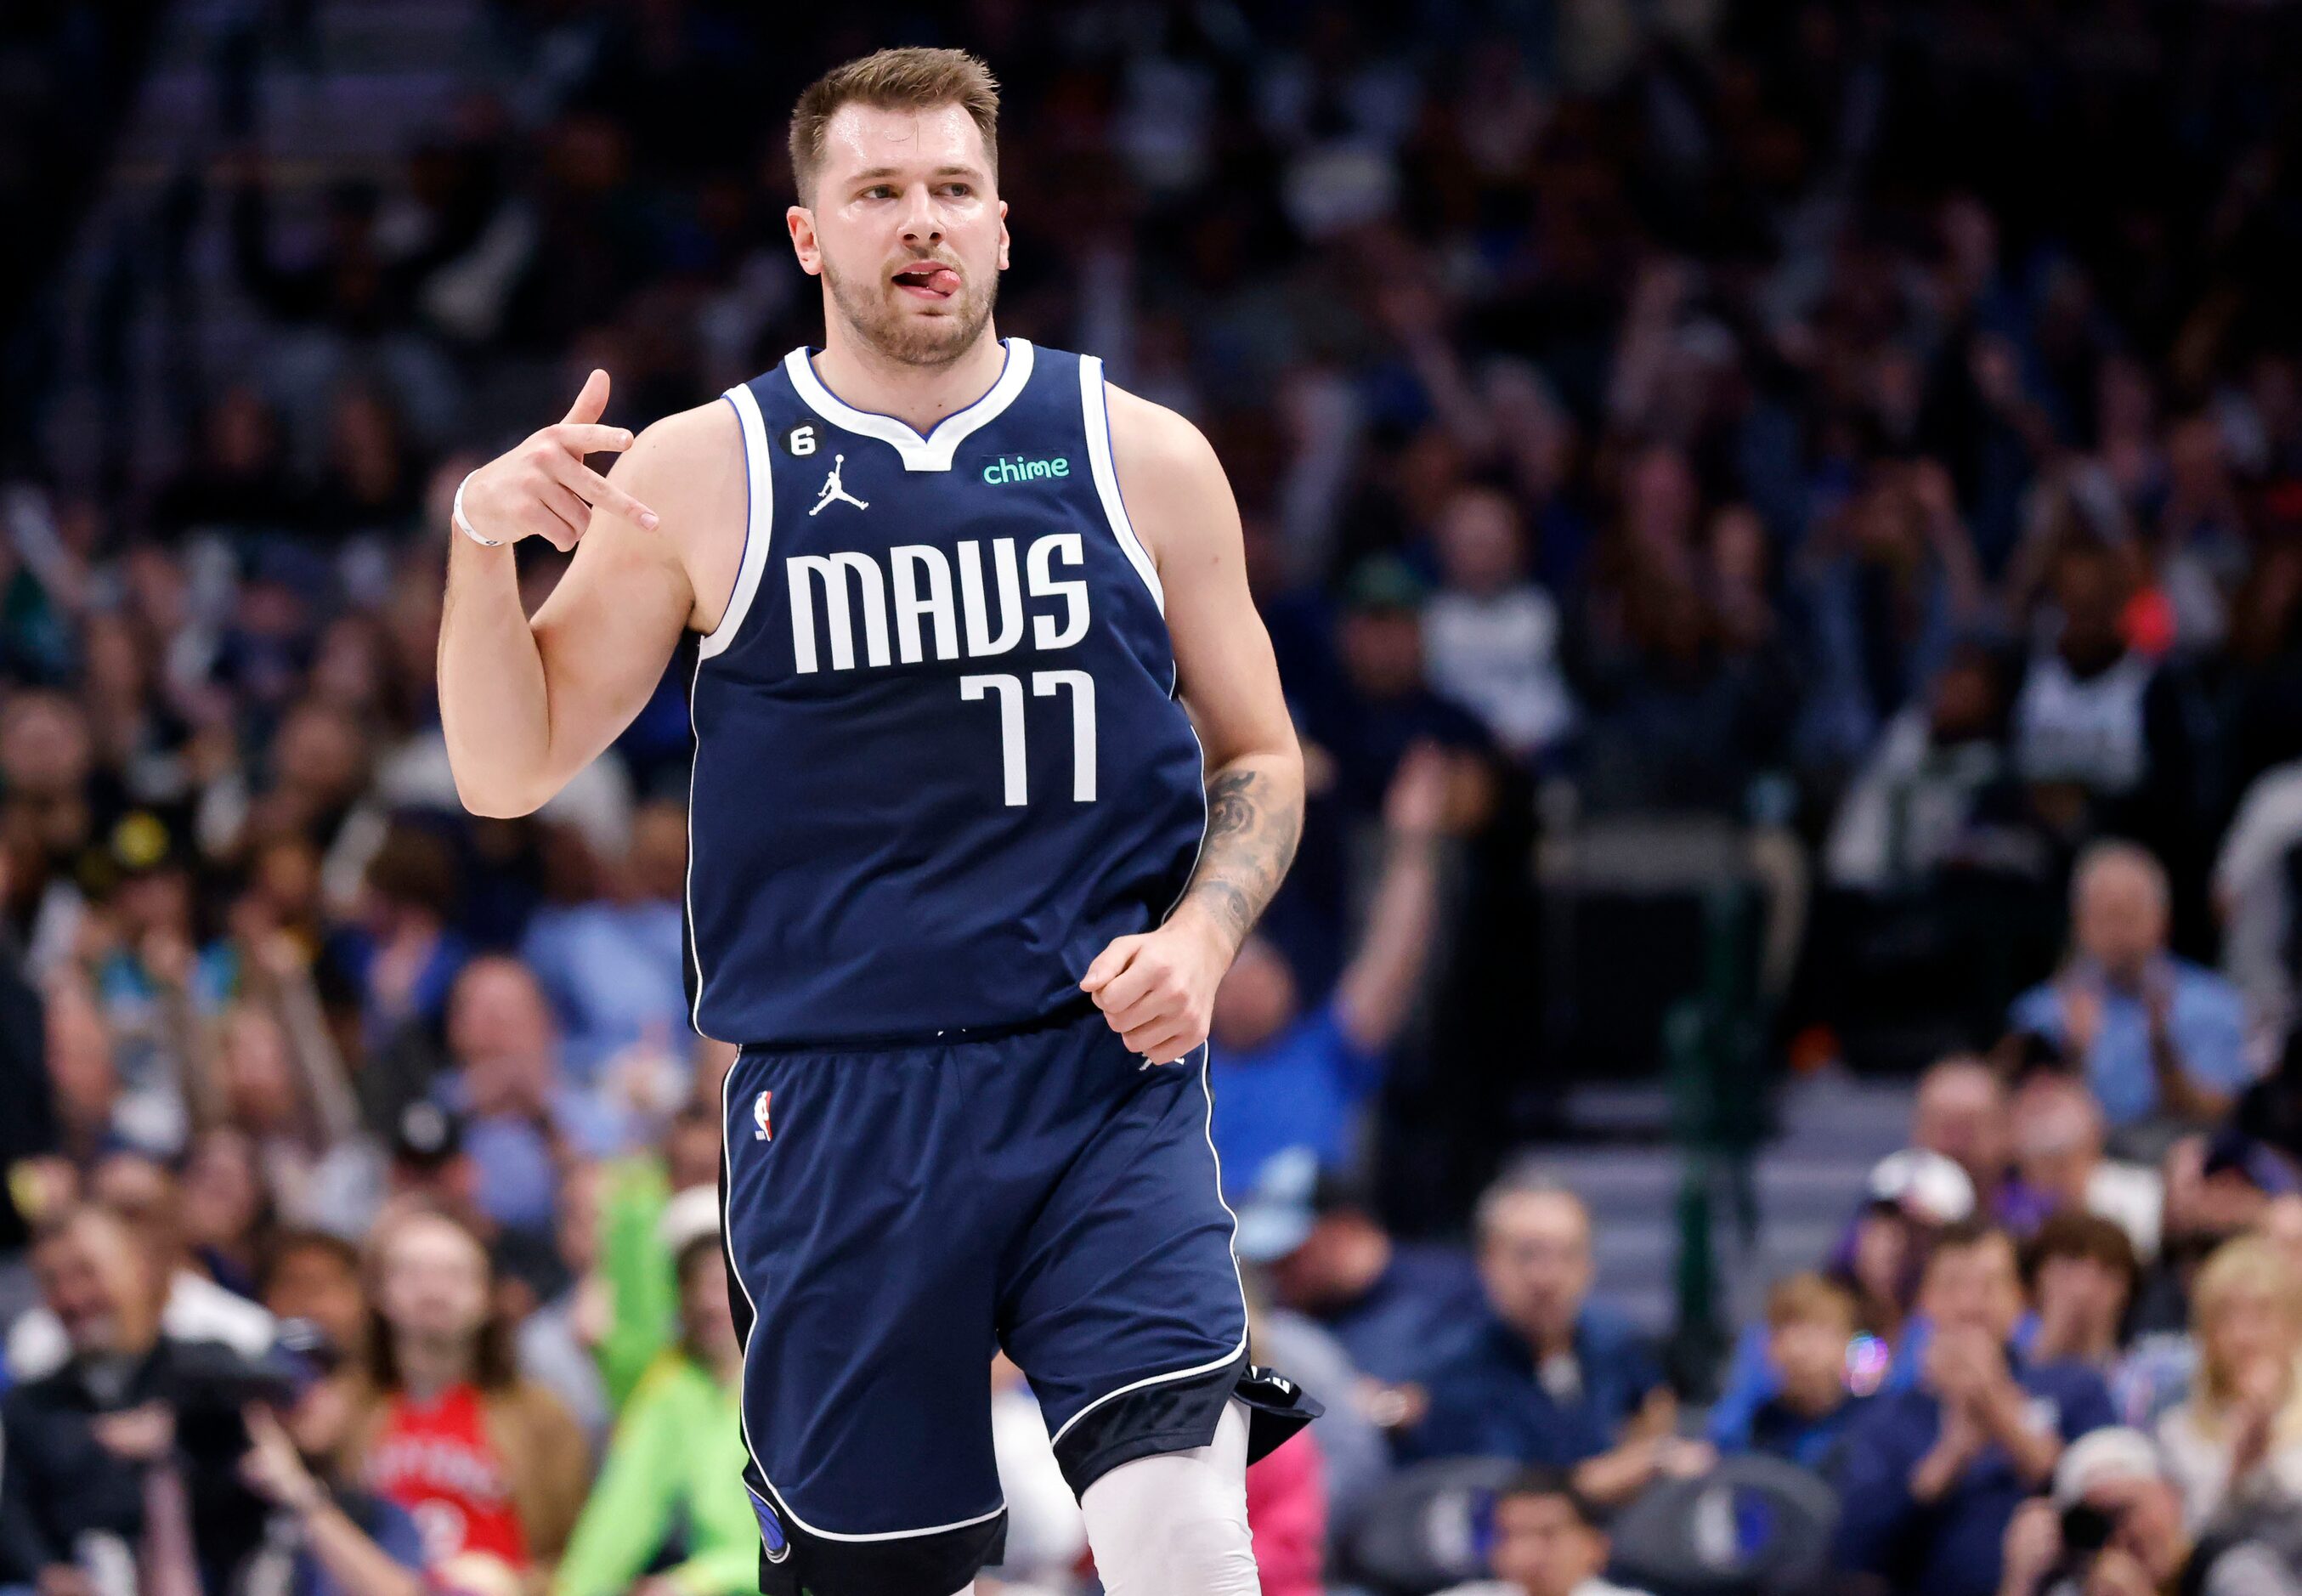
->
xmin=1078 ymin=1403 xmax=1260 ymax=1596
xmin=1081 ymin=1465 xmax=1258 ymax=1596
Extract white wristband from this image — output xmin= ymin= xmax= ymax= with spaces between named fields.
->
xmin=452 ymin=470 xmax=504 ymax=547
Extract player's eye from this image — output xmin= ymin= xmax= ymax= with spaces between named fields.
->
xmin=942 ymin=184 xmax=972 ymax=196
xmin=861 ymin=185 xmax=892 ymax=200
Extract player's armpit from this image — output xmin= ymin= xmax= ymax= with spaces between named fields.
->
xmin=1103 ymin=385 xmax=1304 ymax=958
xmin=515 ymin=401 xmax=744 ymax=806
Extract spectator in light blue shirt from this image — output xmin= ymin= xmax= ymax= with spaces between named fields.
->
xmin=520 ymin=801 xmax=693 ymax=1084
xmin=2008 ymin=841 xmax=2254 ymax=1130
xmin=433 ymin=956 xmax=636 ymax=1236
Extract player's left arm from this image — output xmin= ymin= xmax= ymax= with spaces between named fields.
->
xmin=1080 ymin=386 xmax=1305 ymax=1064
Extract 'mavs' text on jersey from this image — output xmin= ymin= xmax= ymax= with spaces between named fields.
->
xmin=787 ymin=532 xmax=1089 ymax=675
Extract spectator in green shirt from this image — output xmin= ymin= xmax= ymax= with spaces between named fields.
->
xmin=552 ymin=1188 xmax=756 ymax=1596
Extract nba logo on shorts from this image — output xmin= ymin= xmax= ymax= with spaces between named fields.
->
xmin=753 ymin=1090 xmax=773 ymax=1141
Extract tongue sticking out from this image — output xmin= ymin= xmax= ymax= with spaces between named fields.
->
xmin=897 ymin=266 xmax=960 ymax=296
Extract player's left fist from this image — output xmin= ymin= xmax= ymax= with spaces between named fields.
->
xmin=1080 ymin=914 xmax=1230 ymax=1065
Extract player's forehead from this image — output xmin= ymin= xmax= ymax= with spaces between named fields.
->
xmin=817 ymin=100 xmax=993 ymax=189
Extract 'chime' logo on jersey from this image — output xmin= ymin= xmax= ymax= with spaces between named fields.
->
xmin=786 ymin=532 xmax=1089 ymax=675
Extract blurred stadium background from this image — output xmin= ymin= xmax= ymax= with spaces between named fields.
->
xmin=8 ymin=1 xmax=2302 ymax=1593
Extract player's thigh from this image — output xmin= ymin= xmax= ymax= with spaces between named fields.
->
xmin=720 ymin=1044 xmax=1006 ymax=1591
xmin=996 ymin=1039 xmax=1250 ymax=1497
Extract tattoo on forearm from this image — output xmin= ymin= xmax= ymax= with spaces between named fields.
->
xmin=1181 ymin=767 xmax=1303 ymax=950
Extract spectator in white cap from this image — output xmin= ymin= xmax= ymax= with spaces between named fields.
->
xmin=1998 ymin=1423 xmax=2302 ymax=1596
xmin=1850 ymin=1148 xmax=1977 ymax=1350
xmin=1996 ymin=1427 xmax=2178 ymax=1596
xmin=1912 ymin=1057 xmax=2017 ymax=1218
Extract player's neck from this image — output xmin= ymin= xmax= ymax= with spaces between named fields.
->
xmin=811 ymin=324 xmax=1007 ymax=438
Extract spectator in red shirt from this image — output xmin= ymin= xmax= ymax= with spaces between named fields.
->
xmin=340 ymin=1206 xmax=587 ymax=1586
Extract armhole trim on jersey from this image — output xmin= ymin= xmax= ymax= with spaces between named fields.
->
xmin=1079 ymin=354 xmax=1165 ymax=614
xmin=682 ymin=648 xmax=709 ymax=1033
xmin=701 ymin=383 xmax=776 ymax=660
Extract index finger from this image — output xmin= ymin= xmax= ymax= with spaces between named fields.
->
xmin=550 ymin=455 xmax=659 ymax=531
xmin=1080 ymin=935 xmax=1141 ymax=992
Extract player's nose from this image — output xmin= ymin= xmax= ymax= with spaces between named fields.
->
xmin=897 ymin=189 xmax=942 ymax=243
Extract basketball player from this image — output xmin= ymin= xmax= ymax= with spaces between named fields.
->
xmin=436 ymin=47 xmax=1314 ymax=1596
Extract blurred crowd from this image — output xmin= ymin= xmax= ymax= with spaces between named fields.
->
xmin=9 ymin=0 xmax=2302 ymax=1593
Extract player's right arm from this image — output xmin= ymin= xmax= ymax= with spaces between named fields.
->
xmin=438 ymin=371 xmax=741 ymax=818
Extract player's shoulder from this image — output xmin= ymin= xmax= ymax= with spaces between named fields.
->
xmin=608 ymin=399 xmax=744 ymax=527
xmin=617 ymin=398 xmax=740 ymax=482
xmin=1100 ymin=379 xmax=1224 ymax=493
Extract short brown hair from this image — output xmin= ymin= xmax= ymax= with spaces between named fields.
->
xmin=1930 ymin=1216 xmax=2014 ymax=1259
xmin=1767 ymin=1271 xmax=1858 ymax=1333
xmin=261 ymin=1227 xmax=360 ymax=1295
xmin=788 ymin=48 xmax=1000 ymax=206
xmin=363 ymin=822 xmax=458 ymax=921
xmin=2022 ymin=1210 xmax=2141 ymax=1299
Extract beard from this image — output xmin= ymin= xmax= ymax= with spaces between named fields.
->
xmin=823 ymin=252 xmax=998 ymax=369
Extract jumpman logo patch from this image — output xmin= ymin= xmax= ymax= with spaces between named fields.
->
xmin=808 ymin=454 xmax=868 ymax=516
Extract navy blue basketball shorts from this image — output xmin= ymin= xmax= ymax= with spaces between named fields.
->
xmin=716 ymin=999 xmax=1318 ymax=1596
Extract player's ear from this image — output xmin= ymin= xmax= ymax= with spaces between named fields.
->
xmin=787 ymin=205 xmax=822 ymax=276
xmin=998 ymin=201 xmax=1010 ymax=271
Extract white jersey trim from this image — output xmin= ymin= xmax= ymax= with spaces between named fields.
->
xmin=702 ymin=384 xmax=777 ymax=660
xmin=1046 ymin=1044 xmax=1249 ymax=1449
xmin=717 ymin=1059 xmax=1008 ymax=1543
xmin=1078 ymin=354 xmax=1164 ymax=614
xmin=783 ymin=337 xmax=1035 ymax=473
xmin=682 ymin=648 xmax=709 ymax=1033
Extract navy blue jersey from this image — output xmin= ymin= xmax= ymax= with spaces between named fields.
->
xmin=685 ymin=338 xmax=1207 ymax=1045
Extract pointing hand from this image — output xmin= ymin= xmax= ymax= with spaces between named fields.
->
xmin=457 ymin=369 xmax=659 ymax=551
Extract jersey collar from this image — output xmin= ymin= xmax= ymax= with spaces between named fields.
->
xmin=782 ymin=337 xmax=1035 ymax=472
